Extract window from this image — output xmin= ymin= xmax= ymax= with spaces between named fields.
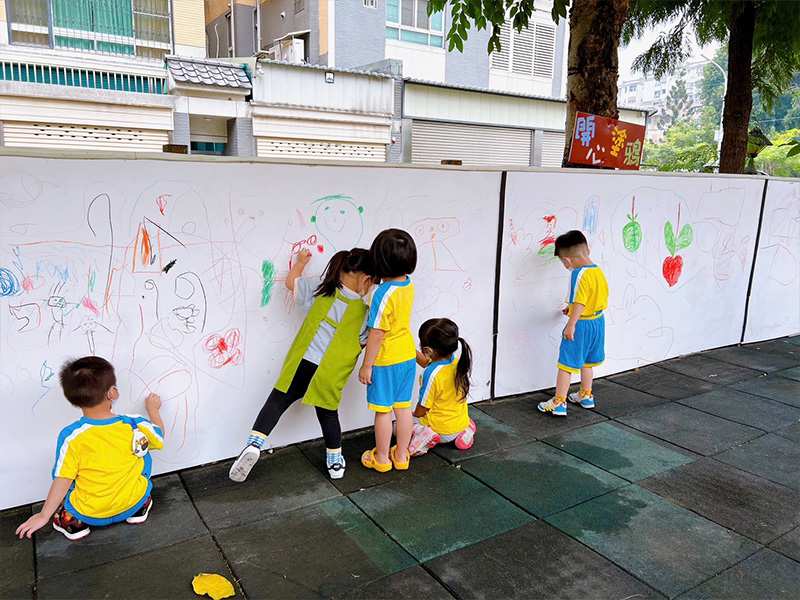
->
xmin=191 ymin=141 xmax=227 ymax=156
xmin=7 ymin=0 xmax=172 ymax=60
xmin=490 ymin=20 xmax=556 ymax=79
xmin=385 ymin=0 xmax=444 ymax=47
xmin=363 ymin=0 xmax=377 ymax=8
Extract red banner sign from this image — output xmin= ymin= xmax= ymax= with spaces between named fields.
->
xmin=568 ymin=112 xmax=646 ymax=170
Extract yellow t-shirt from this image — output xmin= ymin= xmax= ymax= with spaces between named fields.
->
xmin=367 ymin=277 xmax=416 ymax=366
xmin=567 ymin=264 xmax=609 ymax=318
xmin=418 ymin=356 xmax=470 ymax=436
xmin=53 ymin=415 xmax=164 ymax=524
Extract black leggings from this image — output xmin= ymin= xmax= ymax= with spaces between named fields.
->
xmin=252 ymin=359 xmax=342 ymax=449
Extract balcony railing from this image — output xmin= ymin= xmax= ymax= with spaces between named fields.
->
xmin=0 ymin=58 xmax=167 ymax=93
xmin=6 ymin=0 xmax=173 ymax=61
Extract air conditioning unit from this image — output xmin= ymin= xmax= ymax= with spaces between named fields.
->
xmin=269 ymin=38 xmax=305 ymax=64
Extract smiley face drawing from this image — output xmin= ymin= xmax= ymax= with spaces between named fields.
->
xmin=411 ymin=217 xmax=463 ymax=272
xmin=310 ymin=195 xmax=365 ymax=252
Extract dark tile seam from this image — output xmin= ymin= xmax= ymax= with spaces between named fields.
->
xmin=670 ymin=398 xmax=775 ymax=433
xmin=706 ymin=453 xmax=800 ymax=493
xmin=718 ymin=379 xmax=800 ymax=411
xmin=665 ymin=544 xmax=765 ymax=600
xmin=767 ymin=539 xmax=800 ymax=566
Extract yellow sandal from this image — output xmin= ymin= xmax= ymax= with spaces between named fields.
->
xmin=390 ymin=446 xmax=410 ymax=471
xmin=361 ymin=448 xmax=393 ymax=473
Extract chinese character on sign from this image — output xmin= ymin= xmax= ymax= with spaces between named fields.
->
xmin=624 ymin=139 xmax=642 ymax=166
xmin=610 ymin=126 xmax=628 ymax=158
xmin=575 ymin=115 xmax=596 ymax=147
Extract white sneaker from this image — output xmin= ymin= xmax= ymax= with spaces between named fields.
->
xmin=229 ymin=445 xmax=260 ymax=482
xmin=327 ymin=454 xmax=346 ymax=480
xmin=409 ymin=424 xmax=441 ymax=456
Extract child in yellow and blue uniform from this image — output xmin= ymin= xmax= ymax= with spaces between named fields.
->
xmin=16 ymin=356 xmax=164 ymax=541
xmin=409 ymin=318 xmax=476 ymax=455
xmin=359 ymin=229 xmax=417 ymax=472
xmin=539 ymin=230 xmax=609 ymax=417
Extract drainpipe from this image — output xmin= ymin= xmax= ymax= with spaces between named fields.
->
xmin=255 ymin=0 xmax=261 ymax=52
xmin=229 ymin=0 xmax=236 ymax=57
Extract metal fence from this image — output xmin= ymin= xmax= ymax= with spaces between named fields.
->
xmin=0 ymin=58 xmax=168 ymax=93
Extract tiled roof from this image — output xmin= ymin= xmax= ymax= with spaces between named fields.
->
xmin=165 ymin=56 xmax=252 ymax=90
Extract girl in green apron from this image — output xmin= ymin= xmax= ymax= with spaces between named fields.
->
xmin=229 ymin=248 xmax=374 ymax=482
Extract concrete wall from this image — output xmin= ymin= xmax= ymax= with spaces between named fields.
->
xmin=259 ymin=0 xmax=320 ymax=63
xmin=333 ymin=0 xmax=385 ymax=70
xmin=443 ymin=5 xmax=490 ymax=89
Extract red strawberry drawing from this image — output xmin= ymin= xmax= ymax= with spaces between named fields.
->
xmin=662 ymin=205 xmax=693 ymax=287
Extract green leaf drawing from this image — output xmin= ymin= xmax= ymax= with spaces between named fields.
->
xmin=623 ymin=214 xmax=642 ymax=252
xmin=676 ymin=224 xmax=693 ymax=251
xmin=664 ymin=221 xmax=676 ymax=256
xmin=538 ymin=244 xmax=555 ymax=257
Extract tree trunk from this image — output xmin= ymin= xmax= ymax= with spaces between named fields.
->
xmin=562 ymin=0 xmax=630 ymax=166
xmin=719 ymin=1 xmax=756 ymax=174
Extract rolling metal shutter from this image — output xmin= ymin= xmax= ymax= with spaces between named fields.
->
xmin=256 ymin=137 xmax=386 ymax=162
xmin=1 ymin=121 xmax=168 ymax=152
xmin=541 ymin=130 xmax=565 ymax=167
xmin=411 ymin=120 xmax=530 ymax=166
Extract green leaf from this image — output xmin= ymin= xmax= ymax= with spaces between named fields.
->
xmin=787 ymin=144 xmax=800 ymax=158
xmin=676 ymin=223 xmax=693 ymax=251
xmin=664 ymin=220 xmax=676 ymax=256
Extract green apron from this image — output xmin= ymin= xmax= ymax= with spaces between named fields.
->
xmin=275 ymin=289 xmax=367 ymax=410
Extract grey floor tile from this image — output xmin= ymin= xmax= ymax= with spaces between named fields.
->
xmin=661 ymin=353 xmax=763 ymax=385
xmin=336 ymin=566 xmax=454 ymax=600
xmin=36 ymin=474 xmax=206 ymax=579
xmin=589 ymin=379 xmax=670 ymax=418
xmin=37 ymin=536 xmax=235 ymax=600
xmin=461 ymin=441 xmax=627 ymax=517
xmin=547 ymin=486 xmax=760 ymax=598
xmin=426 ymin=521 xmax=664 ymax=600
xmin=678 ymin=549 xmax=800 ymax=600
xmin=216 ymin=496 xmax=415 ymax=599
xmin=706 ymin=346 xmax=800 ymax=373
xmin=181 ymin=446 xmax=340 ymax=531
xmin=640 ymin=459 xmax=800 ymax=543
xmin=546 ymin=421 xmax=695 ymax=481
xmin=732 ymin=374 xmax=800 ymax=408
xmin=350 ymin=466 xmax=532 ymax=563
xmin=609 ymin=366 xmax=717 ymax=400
xmin=770 ymin=526 xmax=800 ymax=562
xmin=775 ymin=366 xmax=800 ymax=381
xmin=0 ymin=506 xmax=34 ymax=600
xmin=430 ymin=405 xmax=528 ymax=463
xmin=715 ymin=434 xmax=800 ymax=490
xmin=619 ymin=403 xmax=763 ymax=456
xmin=678 ymin=388 xmax=800 ymax=431
xmin=776 ymin=422 xmax=800 ymax=443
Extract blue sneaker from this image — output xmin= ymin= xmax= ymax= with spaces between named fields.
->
xmin=568 ymin=392 xmax=595 ymax=409
xmin=538 ymin=398 xmax=567 ymax=416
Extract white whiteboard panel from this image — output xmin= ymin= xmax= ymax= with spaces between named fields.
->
xmin=743 ymin=180 xmax=800 ymax=342
xmin=496 ymin=171 xmax=764 ymax=397
xmin=0 ymin=157 xmax=499 ymax=508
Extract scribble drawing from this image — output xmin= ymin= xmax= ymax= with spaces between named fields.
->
xmin=174 ymin=272 xmax=207 ymax=333
xmin=583 ymin=197 xmax=599 ymax=235
xmin=34 ymin=360 xmax=56 ymax=409
xmin=261 ymin=260 xmax=276 ymax=307
xmin=0 ymin=267 xmax=20 ymax=296
xmin=310 ymin=194 xmax=365 ymax=251
xmin=156 ymin=194 xmax=170 ymax=215
xmin=288 ymin=234 xmax=323 ymax=269
xmin=760 ymin=193 xmax=800 ymax=286
xmin=663 ymin=204 xmax=693 ymax=287
xmin=538 ymin=215 xmax=557 ymax=257
xmin=172 ymin=305 xmax=200 ymax=333
xmin=622 ymin=196 xmax=642 ymax=252
xmin=608 ymin=285 xmax=674 ymax=363
xmin=204 ymin=328 xmax=243 ymax=369
xmin=9 ymin=303 xmax=41 ymax=332
xmin=73 ymin=319 xmax=114 ymax=354
xmin=411 ymin=217 xmax=464 ymax=272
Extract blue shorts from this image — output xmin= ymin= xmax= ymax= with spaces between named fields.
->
xmin=558 ymin=315 xmax=605 ymax=374
xmin=367 ymin=359 xmax=416 ymax=413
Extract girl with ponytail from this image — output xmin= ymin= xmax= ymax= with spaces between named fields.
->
xmin=409 ymin=318 xmax=476 ymax=455
xmin=229 ymin=248 xmax=375 ymax=483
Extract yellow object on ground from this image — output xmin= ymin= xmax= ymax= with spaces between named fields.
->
xmin=192 ymin=573 xmax=235 ymax=600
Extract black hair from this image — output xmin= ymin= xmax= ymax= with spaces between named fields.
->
xmin=554 ymin=230 xmax=588 ymax=257
xmin=370 ymin=228 xmax=417 ymax=279
xmin=314 ymin=248 xmax=374 ymax=297
xmin=60 ymin=356 xmax=117 ymax=408
xmin=419 ymin=318 xmax=472 ymax=401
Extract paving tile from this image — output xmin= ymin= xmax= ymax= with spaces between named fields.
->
xmin=731 ymin=374 xmax=800 ymax=408
xmin=300 ymin=429 xmax=447 ymax=494
xmin=37 ymin=536 xmax=235 ymax=600
xmin=744 ymin=339 xmax=800 ymax=358
xmin=337 ymin=566 xmax=454 ymax=600
xmin=678 ymin=549 xmax=800 ymax=600
xmin=181 ymin=446 xmax=340 ymax=531
xmin=678 ymin=388 xmax=800 ymax=431
xmin=36 ymin=474 xmax=206 ymax=578
xmin=0 ymin=506 xmax=34 ymax=600
xmin=706 ymin=345 xmax=800 ymax=372
xmin=640 ymin=459 xmax=800 ymax=544
xmin=609 ymin=365 xmax=717 ymax=400
xmin=619 ymin=403 xmax=763 ymax=456
xmin=430 ymin=405 xmax=528 ymax=463
xmin=545 ymin=421 xmax=695 ymax=482
xmin=775 ymin=366 xmax=800 ymax=381
xmin=546 ymin=486 xmax=760 ymax=599
xmin=426 ymin=521 xmax=663 ymax=600
xmin=785 ymin=335 xmax=800 ymax=346
xmin=715 ymin=434 xmax=800 ymax=490
xmin=461 ymin=441 xmax=627 ymax=517
xmin=770 ymin=526 xmax=800 ymax=562
xmin=776 ymin=422 xmax=800 ymax=443
xmin=478 ymin=393 xmax=606 ymax=441
xmin=588 ymin=379 xmax=670 ymax=418
xmin=660 ymin=353 xmax=763 ymax=384
xmin=350 ymin=466 xmax=533 ymax=563
xmin=216 ymin=496 xmax=415 ymax=599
